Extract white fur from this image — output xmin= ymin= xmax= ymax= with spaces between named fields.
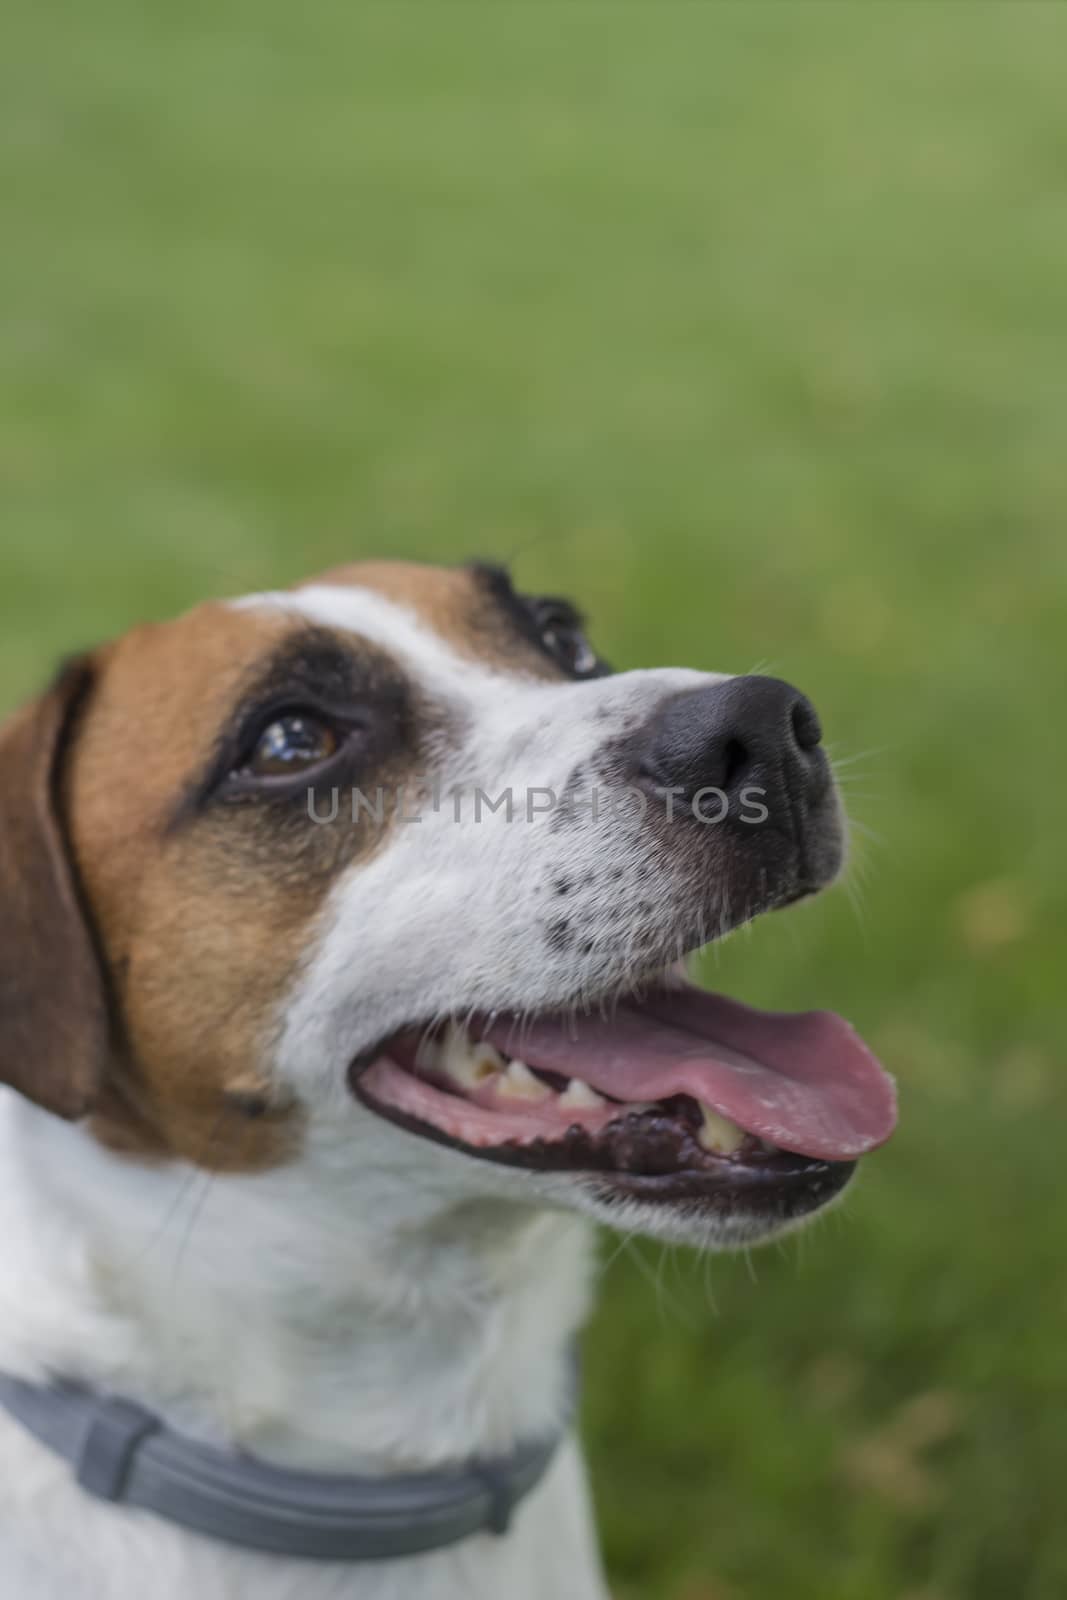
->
xmin=0 ymin=581 xmax=784 ymax=1598
xmin=0 ymin=1093 xmax=608 ymax=1599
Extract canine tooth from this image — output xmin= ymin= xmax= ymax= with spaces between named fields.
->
xmin=440 ymin=1026 xmax=504 ymax=1089
xmin=559 ymin=1078 xmax=605 ymax=1110
xmin=498 ymin=1059 xmax=552 ymax=1102
xmin=697 ymin=1103 xmax=746 ymax=1156
xmin=469 ymin=1043 xmax=507 ymax=1082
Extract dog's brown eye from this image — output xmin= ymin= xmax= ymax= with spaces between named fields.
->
xmin=245 ymin=715 xmax=339 ymax=778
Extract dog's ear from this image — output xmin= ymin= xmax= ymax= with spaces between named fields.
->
xmin=0 ymin=659 xmax=110 ymax=1118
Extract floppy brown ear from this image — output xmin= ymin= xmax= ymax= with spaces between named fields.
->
xmin=0 ymin=660 xmax=110 ymax=1118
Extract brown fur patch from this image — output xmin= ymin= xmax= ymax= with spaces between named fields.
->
xmin=63 ymin=603 xmax=420 ymax=1171
xmin=72 ymin=600 xmax=436 ymax=1171
xmin=63 ymin=605 xmax=313 ymax=1170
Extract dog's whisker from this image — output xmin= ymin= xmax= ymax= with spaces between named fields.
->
xmin=842 ymin=874 xmax=870 ymax=941
xmin=827 ymin=744 xmax=891 ymax=770
xmin=123 ymin=1106 xmax=232 ymax=1273
xmin=847 ymin=817 xmax=886 ymax=848
xmin=167 ymin=1170 xmax=216 ymax=1288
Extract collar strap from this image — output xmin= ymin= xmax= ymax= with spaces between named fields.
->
xmin=0 ymin=1372 xmax=570 ymax=1561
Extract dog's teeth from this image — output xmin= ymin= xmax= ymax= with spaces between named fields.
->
xmin=440 ymin=1025 xmax=505 ymax=1089
xmin=697 ymin=1102 xmax=746 ymax=1155
xmin=469 ymin=1043 xmax=507 ymax=1082
xmin=559 ymin=1078 xmax=605 ymax=1109
xmin=498 ymin=1059 xmax=552 ymax=1102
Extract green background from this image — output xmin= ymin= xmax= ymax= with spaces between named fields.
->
xmin=3 ymin=4 xmax=1065 ymax=1596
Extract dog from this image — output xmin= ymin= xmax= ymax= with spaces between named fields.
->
xmin=0 ymin=559 xmax=895 ymax=1599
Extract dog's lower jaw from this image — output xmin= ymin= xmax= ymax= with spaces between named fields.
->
xmin=0 ymin=1097 xmax=610 ymax=1600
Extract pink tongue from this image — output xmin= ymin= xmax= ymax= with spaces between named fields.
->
xmin=484 ymin=986 xmax=896 ymax=1161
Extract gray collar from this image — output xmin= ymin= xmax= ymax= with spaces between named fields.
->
xmin=0 ymin=1370 xmax=572 ymax=1562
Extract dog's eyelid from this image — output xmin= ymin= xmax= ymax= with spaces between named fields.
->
xmin=531 ymin=596 xmax=586 ymax=630
xmin=234 ymin=697 xmax=372 ymax=752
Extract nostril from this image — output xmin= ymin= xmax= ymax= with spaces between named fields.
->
xmin=790 ymin=698 xmax=822 ymax=753
xmin=720 ymin=736 xmax=748 ymax=790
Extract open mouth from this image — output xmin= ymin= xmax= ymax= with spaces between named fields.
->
xmin=352 ymin=981 xmax=897 ymax=1218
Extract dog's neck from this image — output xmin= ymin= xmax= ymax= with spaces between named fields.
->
xmin=0 ymin=1093 xmax=594 ymax=1474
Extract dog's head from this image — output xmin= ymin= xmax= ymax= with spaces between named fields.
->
xmin=0 ymin=560 xmax=895 ymax=1249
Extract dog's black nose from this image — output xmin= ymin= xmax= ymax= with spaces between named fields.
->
xmin=639 ymin=675 xmax=829 ymax=820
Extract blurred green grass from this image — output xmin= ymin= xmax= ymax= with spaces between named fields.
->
xmin=2 ymin=3 xmax=1066 ymax=1596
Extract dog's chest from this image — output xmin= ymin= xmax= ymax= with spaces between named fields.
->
xmin=0 ymin=1416 xmax=609 ymax=1600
